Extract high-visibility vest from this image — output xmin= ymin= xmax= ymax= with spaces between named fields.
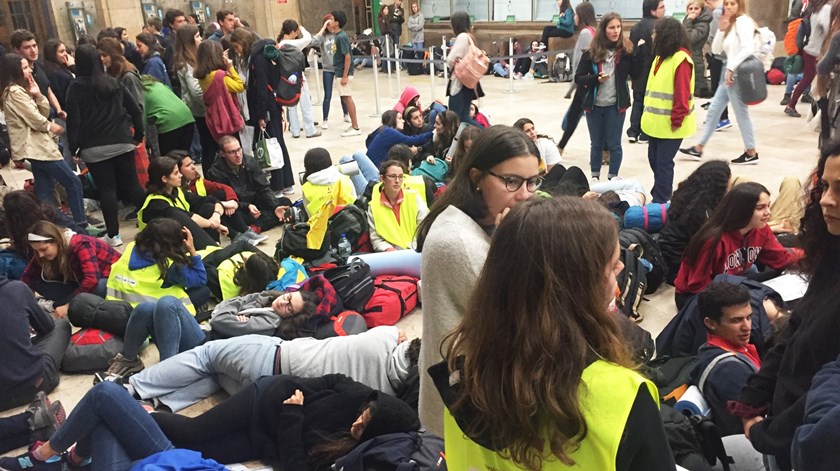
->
xmin=301 ymin=175 xmax=356 ymax=220
xmin=370 ymin=185 xmax=422 ymax=250
xmin=445 ymin=360 xmax=658 ymax=470
xmin=194 ymin=178 xmax=207 ymax=197
xmin=404 ymin=175 xmax=426 ymax=198
xmin=105 ymin=242 xmax=196 ymax=314
xmin=137 ymin=190 xmax=190 ymax=231
xmin=216 ymin=252 xmax=251 ymax=301
xmin=641 ymin=50 xmax=696 ymax=139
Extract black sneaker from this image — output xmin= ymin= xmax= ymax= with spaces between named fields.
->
xmin=124 ymin=209 xmax=138 ymax=221
xmin=637 ymin=134 xmax=649 ymax=144
xmin=679 ymin=146 xmax=703 ymax=159
xmin=731 ymin=152 xmax=759 ymax=165
xmin=627 ymin=132 xmax=639 ymax=143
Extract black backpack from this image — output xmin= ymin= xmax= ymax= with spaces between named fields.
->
xmin=265 ymin=43 xmax=306 ymax=107
xmin=551 ymin=52 xmax=573 ymax=82
xmin=327 ymin=204 xmax=370 ymax=254
xmin=274 ymin=222 xmax=329 ymax=263
xmin=643 ymin=355 xmax=699 ymax=402
xmin=620 ymin=228 xmax=668 ymax=294
xmin=616 ymin=246 xmax=647 ymax=320
xmin=411 ymin=430 xmax=448 ymax=470
xmin=322 ymin=259 xmax=375 ymax=312
xmin=796 ymin=14 xmax=812 ymax=51
xmin=661 ymin=404 xmax=734 ymax=471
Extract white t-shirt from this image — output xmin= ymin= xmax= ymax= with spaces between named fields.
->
xmin=536 ymin=137 xmax=562 ymax=167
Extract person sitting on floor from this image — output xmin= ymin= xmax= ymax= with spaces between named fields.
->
xmin=300 ymin=147 xmax=357 ymax=220
xmin=206 ymin=135 xmax=293 ymax=233
xmin=106 ymin=218 xmax=210 ymax=315
xmin=21 ymin=220 xmax=120 ymax=318
xmin=674 ymin=182 xmax=803 ymax=309
xmin=688 ymin=281 xmax=761 ymax=436
xmin=513 ymin=117 xmax=562 ymax=173
xmin=384 ymin=144 xmax=436 ymax=206
xmin=138 ymin=156 xmax=227 ymax=250
xmin=173 ymin=150 xmax=268 ymax=245
xmin=0 ymin=392 xmax=65 ymax=455
xmin=367 ymin=160 xmax=429 ymax=252
xmin=126 ymin=326 xmax=420 ymax=412
xmin=201 ymin=244 xmax=279 ymax=301
xmin=0 ymin=277 xmax=71 ymax=412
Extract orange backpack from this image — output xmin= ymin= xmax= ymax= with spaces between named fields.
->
xmin=785 ymin=18 xmax=802 ymax=56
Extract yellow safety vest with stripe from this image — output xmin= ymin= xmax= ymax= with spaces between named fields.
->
xmin=105 ymin=242 xmax=196 ymax=314
xmin=370 ymin=185 xmax=422 ymax=250
xmin=301 ymin=175 xmax=356 ymax=221
xmin=445 ymin=360 xmax=658 ymax=471
xmin=194 ymin=178 xmax=207 ymax=197
xmin=137 ymin=190 xmax=191 ymax=231
xmin=641 ymin=50 xmax=696 ymax=139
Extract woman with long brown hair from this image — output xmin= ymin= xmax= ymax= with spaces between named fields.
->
xmin=194 ymin=40 xmax=244 ymax=169
xmin=174 ymin=24 xmax=219 ymax=166
xmin=432 ymin=196 xmax=673 ymax=470
xmin=21 ymin=220 xmax=120 ymax=318
xmin=575 ymin=11 xmax=638 ymax=181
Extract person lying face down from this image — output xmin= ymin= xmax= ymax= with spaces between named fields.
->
xmin=127 ymin=326 xmax=421 ymax=412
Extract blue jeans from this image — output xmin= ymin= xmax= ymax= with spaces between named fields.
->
xmin=340 ymin=152 xmax=379 ymax=196
xmin=29 ymin=159 xmax=87 ymax=226
xmin=647 ymin=137 xmax=682 ymax=203
xmin=49 ymin=382 xmax=173 ymax=470
xmin=129 ymin=335 xmax=280 ymax=412
xmin=412 ymin=42 xmax=424 ymax=51
xmin=785 ymin=72 xmax=804 ymax=94
xmin=585 ymin=106 xmax=626 ymax=178
xmin=123 ymin=296 xmax=205 ymax=361
xmin=697 ymin=64 xmax=756 ymax=150
xmin=493 ymin=62 xmax=509 ymax=77
xmin=322 ymin=71 xmax=348 ymax=122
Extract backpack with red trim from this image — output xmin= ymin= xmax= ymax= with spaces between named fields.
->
xmin=62 ymin=328 xmax=124 ymax=374
xmin=315 ymin=311 xmax=369 ymax=338
xmin=624 ymin=203 xmax=670 ymax=234
xmin=361 ymin=276 xmax=420 ymax=327
xmin=264 ymin=43 xmax=306 ymax=107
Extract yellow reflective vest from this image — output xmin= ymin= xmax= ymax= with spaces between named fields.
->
xmin=301 ymin=175 xmax=356 ymax=221
xmin=641 ymin=50 xmax=696 ymax=139
xmin=105 ymin=242 xmax=196 ymax=314
xmin=194 ymin=178 xmax=207 ymax=197
xmin=137 ymin=190 xmax=191 ymax=231
xmin=217 ymin=252 xmax=250 ymax=301
xmin=370 ymin=185 xmax=422 ymax=250
xmin=404 ymin=175 xmax=427 ymax=199
xmin=445 ymin=360 xmax=658 ymax=470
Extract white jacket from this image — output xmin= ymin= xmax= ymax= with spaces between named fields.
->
xmin=712 ymin=15 xmax=756 ymax=72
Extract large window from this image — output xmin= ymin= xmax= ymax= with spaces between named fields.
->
xmin=418 ymin=0 xmax=689 ymax=21
xmin=8 ymin=0 xmax=35 ymax=31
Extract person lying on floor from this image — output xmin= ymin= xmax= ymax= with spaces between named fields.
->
xmin=124 ymin=326 xmax=419 ymax=412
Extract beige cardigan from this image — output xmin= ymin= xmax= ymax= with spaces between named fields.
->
xmin=2 ymin=84 xmax=62 ymax=162
xmin=418 ymin=205 xmax=491 ymax=435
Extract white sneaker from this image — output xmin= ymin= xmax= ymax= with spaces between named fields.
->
xmin=282 ymin=186 xmax=296 ymax=195
xmin=103 ymin=234 xmax=123 ymax=247
xmin=341 ymin=127 xmax=362 ymax=137
xmin=343 ymin=114 xmax=351 ymax=123
xmin=321 ymin=120 xmax=329 ymax=130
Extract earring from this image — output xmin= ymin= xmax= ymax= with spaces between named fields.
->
xmin=475 ymin=186 xmax=481 ymax=192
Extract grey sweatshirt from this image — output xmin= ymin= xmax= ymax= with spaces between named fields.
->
xmin=280 ymin=326 xmax=407 ymax=395
xmin=209 ymin=291 xmax=281 ymax=338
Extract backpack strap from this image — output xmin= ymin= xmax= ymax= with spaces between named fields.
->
xmin=697 ymin=351 xmax=758 ymax=392
xmin=642 ymin=205 xmax=649 ymax=232
xmin=660 ymin=203 xmax=667 ymax=226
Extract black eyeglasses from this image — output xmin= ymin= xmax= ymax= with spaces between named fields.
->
xmin=488 ymin=171 xmax=543 ymax=192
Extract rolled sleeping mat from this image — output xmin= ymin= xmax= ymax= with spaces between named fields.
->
xmin=348 ymin=250 xmax=421 ymax=278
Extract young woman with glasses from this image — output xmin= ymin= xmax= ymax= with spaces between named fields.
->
xmin=414 ymin=125 xmax=542 ymax=435
xmin=367 ymin=160 xmax=429 ymax=252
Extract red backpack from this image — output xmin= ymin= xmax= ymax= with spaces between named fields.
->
xmin=361 ymin=276 xmax=420 ymax=327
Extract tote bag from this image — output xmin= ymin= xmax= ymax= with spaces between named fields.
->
xmin=453 ymin=35 xmax=489 ymax=90
xmin=203 ymin=70 xmax=244 ymax=141
xmin=255 ymin=130 xmax=284 ymax=169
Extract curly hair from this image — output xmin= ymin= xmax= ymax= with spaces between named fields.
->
xmin=652 ymin=17 xmax=690 ymax=58
xmin=3 ymin=190 xmax=58 ymax=260
xmin=800 ymin=138 xmax=840 ymax=277
xmin=668 ymin=160 xmax=731 ymax=229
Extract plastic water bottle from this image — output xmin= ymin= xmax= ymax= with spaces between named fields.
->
xmin=337 ymin=234 xmax=352 ymax=259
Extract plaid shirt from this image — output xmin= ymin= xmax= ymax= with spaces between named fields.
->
xmin=299 ymin=274 xmax=341 ymax=319
xmin=22 ymin=234 xmax=121 ymax=299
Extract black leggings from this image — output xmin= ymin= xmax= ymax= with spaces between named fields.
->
xmin=157 ymin=123 xmax=196 ymax=157
xmin=558 ymin=86 xmax=585 ymax=150
xmin=86 ymin=151 xmax=146 ymax=237
xmin=194 ymin=117 xmax=219 ymax=169
xmin=152 ymin=374 xmax=261 ymax=464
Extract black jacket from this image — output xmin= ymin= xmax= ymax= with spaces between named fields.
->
xmin=793 ymin=354 xmax=840 ymax=471
xmin=658 ymin=218 xmax=698 ymax=285
xmin=575 ymin=48 xmax=639 ymax=112
xmin=206 ymin=153 xmax=277 ymax=210
xmin=738 ymin=270 xmax=840 ymax=470
xmin=65 ymin=77 xmax=144 ymax=153
xmin=0 ymin=278 xmax=54 ymax=393
xmin=629 ymin=17 xmax=656 ymax=89
xmin=141 ymin=188 xmax=219 ymax=225
xmin=689 ymin=344 xmax=758 ymax=436
xmin=247 ymin=39 xmax=282 ymax=125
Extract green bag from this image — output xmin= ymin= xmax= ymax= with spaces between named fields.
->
xmin=784 ymin=54 xmax=804 ymax=75
xmin=255 ymin=130 xmax=283 ymax=169
xmin=411 ymin=159 xmax=449 ymax=183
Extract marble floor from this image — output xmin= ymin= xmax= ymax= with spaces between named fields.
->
xmin=0 ymin=64 xmax=819 ymax=466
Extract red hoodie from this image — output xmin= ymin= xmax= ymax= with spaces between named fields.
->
xmin=674 ymin=224 xmax=802 ymax=294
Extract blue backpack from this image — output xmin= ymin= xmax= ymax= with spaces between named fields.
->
xmin=0 ymin=249 xmax=26 ymax=280
xmin=624 ymin=203 xmax=670 ymax=233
